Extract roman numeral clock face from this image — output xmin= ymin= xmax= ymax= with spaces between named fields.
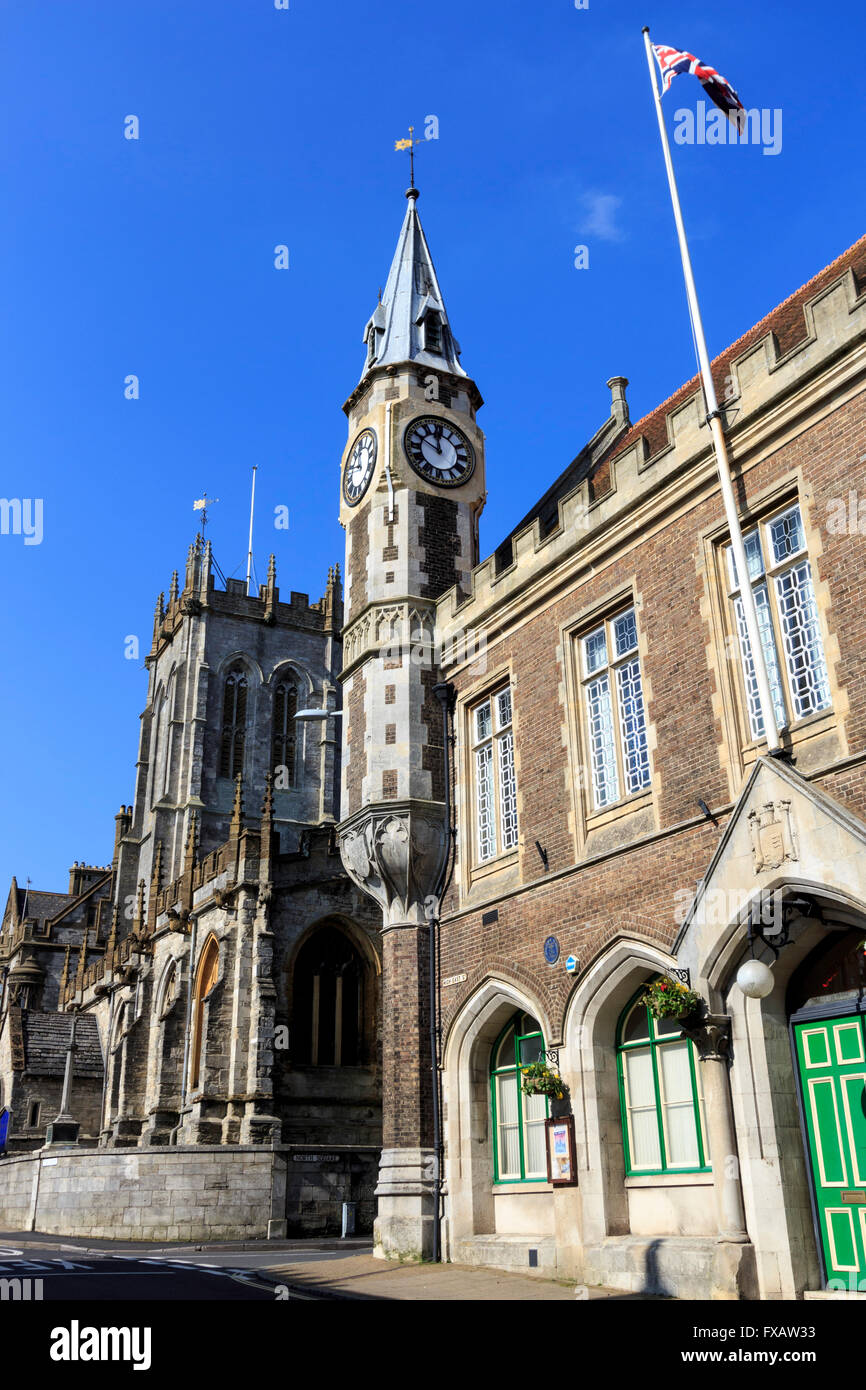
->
xmin=403 ymin=416 xmax=475 ymax=487
xmin=342 ymin=429 xmax=377 ymax=506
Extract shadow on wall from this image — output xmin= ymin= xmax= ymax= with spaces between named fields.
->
xmin=640 ymin=1238 xmax=674 ymax=1298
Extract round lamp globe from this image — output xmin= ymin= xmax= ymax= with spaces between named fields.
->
xmin=736 ymin=958 xmax=774 ymax=1000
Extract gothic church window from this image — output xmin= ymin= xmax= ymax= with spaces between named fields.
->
xmin=219 ymin=667 xmax=248 ymax=780
xmin=616 ymin=989 xmax=709 ymax=1175
xmin=580 ymin=606 xmax=651 ymax=811
xmin=490 ymin=1012 xmax=548 ymax=1182
xmin=471 ymin=685 xmax=518 ymax=864
xmin=189 ymin=936 xmax=220 ymax=1091
xmin=293 ymin=927 xmax=362 ymax=1066
xmin=272 ymin=679 xmax=298 ymax=788
xmin=723 ymin=501 xmax=831 ymax=740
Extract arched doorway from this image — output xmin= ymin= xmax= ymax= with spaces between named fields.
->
xmin=788 ymin=929 xmax=866 ymax=1288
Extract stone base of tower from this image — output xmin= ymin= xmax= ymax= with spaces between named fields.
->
xmin=373 ymin=1147 xmax=437 ymax=1261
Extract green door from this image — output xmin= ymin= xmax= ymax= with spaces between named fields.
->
xmin=794 ymin=1013 xmax=866 ymax=1283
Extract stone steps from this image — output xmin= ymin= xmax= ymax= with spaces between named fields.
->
xmin=453 ymin=1233 xmax=558 ymax=1277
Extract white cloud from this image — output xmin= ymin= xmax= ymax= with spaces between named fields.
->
xmin=578 ymin=191 xmax=624 ymax=243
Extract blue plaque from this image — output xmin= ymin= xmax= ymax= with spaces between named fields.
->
xmin=543 ymin=935 xmax=560 ymax=966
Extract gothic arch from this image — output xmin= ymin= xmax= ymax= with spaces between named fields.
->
xmin=442 ymin=975 xmax=553 ymax=1249
xmin=286 ymin=917 xmax=379 ymax=1068
xmin=560 ymin=933 xmax=680 ymax=1245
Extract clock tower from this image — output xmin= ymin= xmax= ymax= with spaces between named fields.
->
xmin=338 ymin=184 xmax=485 ymax=1259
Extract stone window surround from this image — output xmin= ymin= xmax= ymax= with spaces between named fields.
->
xmin=560 ymin=583 xmax=659 ymax=856
xmin=455 ymin=662 xmax=521 ymax=895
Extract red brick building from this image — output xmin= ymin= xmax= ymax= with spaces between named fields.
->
xmin=338 ymin=197 xmax=866 ymax=1299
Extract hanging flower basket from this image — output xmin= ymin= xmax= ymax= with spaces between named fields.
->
xmin=521 ymin=1062 xmax=565 ymax=1100
xmin=643 ymin=977 xmax=701 ymax=1020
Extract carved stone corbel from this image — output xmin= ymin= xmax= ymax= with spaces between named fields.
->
xmin=339 ymin=801 xmax=447 ymax=928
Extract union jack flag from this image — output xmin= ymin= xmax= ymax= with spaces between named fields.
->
xmin=652 ymin=43 xmax=745 ymax=126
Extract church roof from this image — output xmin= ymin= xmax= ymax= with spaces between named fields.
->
xmin=359 ymin=189 xmax=467 ymax=383
xmin=20 ymin=1011 xmax=104 ymax=1077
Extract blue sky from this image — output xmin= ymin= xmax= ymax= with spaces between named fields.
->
xmin=1 ymin=0 xmax=863 ymax=893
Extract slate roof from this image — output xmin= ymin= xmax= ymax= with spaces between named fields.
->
xmin=359 ymin=190 xmax=467 ymax=383
xmin=17 ymin=889 xmax=74 ymax=923
xmin=21 ymin=1011 xmax=104 ymax=1078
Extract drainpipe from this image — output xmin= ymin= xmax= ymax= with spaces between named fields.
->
xmin=429 ymin=682 xmax=457 ymax=1263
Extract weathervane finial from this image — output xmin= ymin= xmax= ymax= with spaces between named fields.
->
xmin=394 ymin=124 xmax=420 ymax=196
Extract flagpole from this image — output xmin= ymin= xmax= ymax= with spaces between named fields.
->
xmin=246 ymin=464 xmax=257 ymax=596
xmin=642 ymin=27 xmax=781 ymax=755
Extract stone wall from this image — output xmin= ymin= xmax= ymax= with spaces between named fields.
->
xmin=0 ymin=1144 xmax=380 ymax=1242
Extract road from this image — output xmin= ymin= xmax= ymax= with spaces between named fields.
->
xmin=0 ymin=1240 xmax=367 ymax=1300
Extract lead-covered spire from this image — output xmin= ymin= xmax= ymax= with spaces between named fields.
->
xmin=360 ymin=190 xmax=467 ymax=383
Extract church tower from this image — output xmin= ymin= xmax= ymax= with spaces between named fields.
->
xmin=338 ymin=184 xmax=485 ymax=1258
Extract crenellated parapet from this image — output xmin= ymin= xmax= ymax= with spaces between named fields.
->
xmin=436 ymin=242 xmax=866 ymax=655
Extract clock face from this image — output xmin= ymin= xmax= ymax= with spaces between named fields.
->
xmin=343 ymin=428 xmax=377 ymax=506
xmin=403 ymin=416 xmax=475 ymax=488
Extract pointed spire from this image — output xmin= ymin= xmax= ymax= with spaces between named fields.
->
xmin=59 ymin=944 xmax=71 ymax=1000
xmin=75 ymin=927 xmax=90 ymax=991
xmin=229 ymin=772 xmax=245 ymax=838
xmin=359 ymin=191 xmax=467 ymax=383
xmin=168 ymin=569 xmax=179 ymax=606
xmin=264 ymin=553 xmax=277 ymax=623
xmin=260 ymin=772 xmax=275 ymax=866
xmin=132 ymin=879 xmax=146 ymax=940
xmin=183 ymin=810 xmax=198 ymax=872
xmin=105 ymin=906 xmax=119 ymax=971
xmin=151 ymin=592 xmax=165 ymax=644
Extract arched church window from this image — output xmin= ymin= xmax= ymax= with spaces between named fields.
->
xmin=616 ymin=987 xmax=710 ymax=1175
xmin=189 ymin=936 xmax=220 ymax=1091
xmin=293 ymin=927 xmax=362 ymax=1066
xmin=219 ymin=667 xmax=248 ymax=780
xmin=272 ymin=679 xmax=298 ymax=789
xmin=490 ymin=1011 xmax=548 ymax=1182
xmin=158 ymin=961 xmax=179 ymax=1019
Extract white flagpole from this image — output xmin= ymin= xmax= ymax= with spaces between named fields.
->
xmin=642 ymin=28 xmax=781 ymax=754
xmin=246 ymin=465 xmax=258 ymax=596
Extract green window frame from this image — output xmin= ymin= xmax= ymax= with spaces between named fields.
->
xmin=616 ymin=986 xmax=710 ymax=1177
xmin=490 ymin=1011 xmax=549 ymax=1184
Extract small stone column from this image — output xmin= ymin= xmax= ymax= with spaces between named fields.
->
xmin=681 ymin=1011 xmax=748 ymax=1242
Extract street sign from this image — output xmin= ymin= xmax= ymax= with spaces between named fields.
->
xmin=565 ymin=955 xmax=578 ymax=974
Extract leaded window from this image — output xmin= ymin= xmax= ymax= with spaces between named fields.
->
xmin=219 ymin=667 xmax=248 ymax=780
xmin=471 ymin=686 xmax=518 ymax=864
xmin=272 ymin=679 xmax=298 ymax=788
xmin=580 ymin=607 xmax=651 ymax=811
xmin=490 ymin=1012 xmax=548 ymax=1182
xmin=617 ymin=990 xmax=710 ymax=1175
xmin=725 ymin=502 xmax=831 ymax=740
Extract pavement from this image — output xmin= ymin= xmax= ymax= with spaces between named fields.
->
xmin=0 ymin=1231 xmax=662 ymax=1300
